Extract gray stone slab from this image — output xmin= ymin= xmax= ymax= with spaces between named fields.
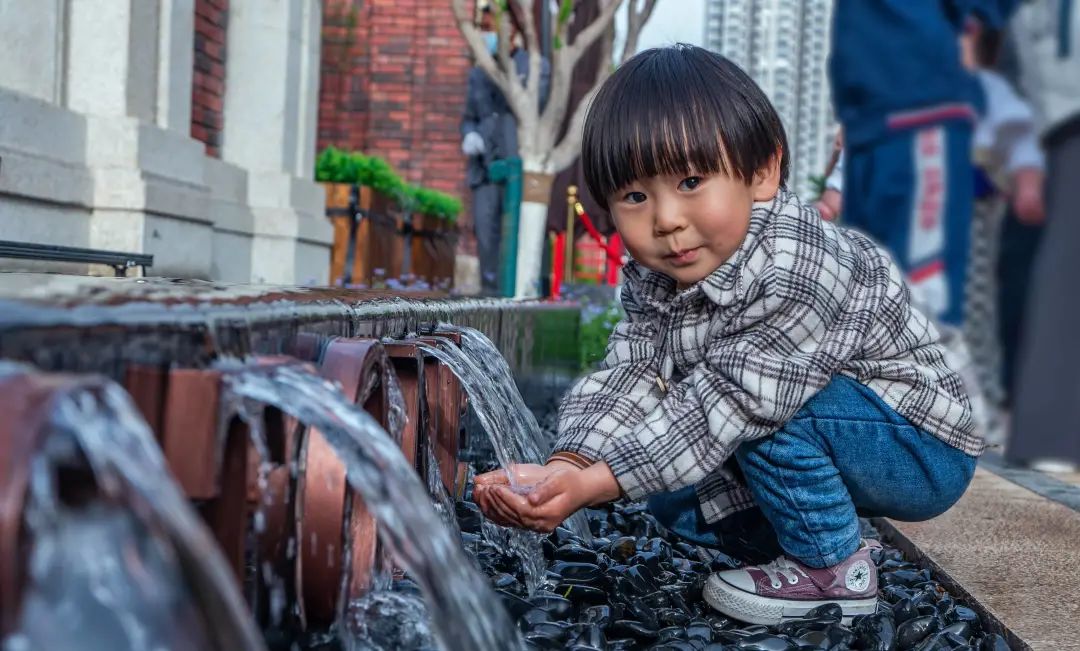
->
xmin=884 ymin=468 xmax=1080 ymax=650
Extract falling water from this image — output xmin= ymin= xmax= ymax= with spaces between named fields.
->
xmin=424 ymin=440 xmax=461 ymax=539
xmin=1 ymin=364 xmax=264 ymax=651
xmin=220 ymin=364 xmax=521 ymax=651
xmin=418 ymin=326 xmax=592 ymax=541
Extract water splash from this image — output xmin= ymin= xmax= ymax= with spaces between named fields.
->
xmin=342 ymin=589 xmax=437 ymax=650
xmin=2 ymin=364 xmax=264 ymax=651
xmin=418 ymin=326 xmax=592 ymax=541
xmin=220 ymin=365 xmax=521 ymax=651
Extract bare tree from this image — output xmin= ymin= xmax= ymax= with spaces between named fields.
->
xmin=452 ymin=0 xmax=657 ymax=297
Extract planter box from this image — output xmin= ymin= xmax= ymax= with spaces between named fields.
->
xmin=325 ymin=183 xmax=402 ymax=286
xmin=410 ymin=213 xmax=457 ymax=290
xmin=325 ymin=183 xmax=457 ymax=289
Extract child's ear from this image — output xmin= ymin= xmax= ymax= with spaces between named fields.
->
xmin=750 ymin=148 xmax=783 ymax=201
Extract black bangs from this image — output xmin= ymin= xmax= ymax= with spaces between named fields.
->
xmin=582 ymin=44 xmax=789 ymax=209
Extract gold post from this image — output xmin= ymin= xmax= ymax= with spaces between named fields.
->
xmin=565 ymin=185 xmax=578 ymax=281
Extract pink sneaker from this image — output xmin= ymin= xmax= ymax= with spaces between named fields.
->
xmin=703 ymin=543 xmax=879 ymax=625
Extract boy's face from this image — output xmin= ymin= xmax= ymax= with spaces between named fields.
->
xmin=609 ymin=161 xmax=781 ymax=288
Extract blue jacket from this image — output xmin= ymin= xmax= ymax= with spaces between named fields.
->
xmin=830 ymin=0 xmax=1020 ymax=147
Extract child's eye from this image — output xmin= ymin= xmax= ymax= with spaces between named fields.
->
xmin=678 ymin=176 xmax=703 ymax=191
xmin=622 ymin=191 xmax=647 ymax=205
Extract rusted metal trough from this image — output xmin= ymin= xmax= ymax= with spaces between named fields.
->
xmin=0 ymin=274 xmax=579 ymax=644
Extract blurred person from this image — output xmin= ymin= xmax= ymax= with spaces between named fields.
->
xmin=1005 ymin=0 xmax=1080 ymax=471
xmin=829 ymin=0 xmax=1018 ymax=326
xmin=959 ymin=17 xmax=1046 ymax=420
xmin=461 ymin=6 xmax=549 ymax=294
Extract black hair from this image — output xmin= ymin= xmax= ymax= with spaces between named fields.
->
xmin=582 ymin=44 xmax=789 ymax=209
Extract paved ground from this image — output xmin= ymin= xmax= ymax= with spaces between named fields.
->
xmin=886 ymin=467 xmax=1080 ymax=651
xmin=1055 ymin=471 xmax=1080 ymax=488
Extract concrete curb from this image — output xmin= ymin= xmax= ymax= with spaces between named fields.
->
xmin=872 ymin=516 xmax=1032 ymax=651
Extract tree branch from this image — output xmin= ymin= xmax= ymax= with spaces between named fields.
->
xmin=547 ymin=29 xmax=613 ymax=175
xmin=539 ymin=0 xmax=623 ymax=144
xmin=513 ymin=0 xmax=543 ymax=102
xmin=548 ymin=85 xmax=601 ymax=172
xmin=564 ymin=0 xmax=624 ymax=63
xmin=621 ymin=0 xmax=658 ymax=62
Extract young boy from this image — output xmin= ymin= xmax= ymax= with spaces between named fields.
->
xmin=474 ymin=45 xmax=980 ymax=625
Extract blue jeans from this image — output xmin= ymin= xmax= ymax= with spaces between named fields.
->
xmin=647 ymin=376 xmax=977 ymax=568
xmin=843 ymin=123 xmax=973 ymax=325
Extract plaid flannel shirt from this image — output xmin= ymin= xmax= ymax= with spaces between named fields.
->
xmin=553 ymin=188 xmax=979 ymax=524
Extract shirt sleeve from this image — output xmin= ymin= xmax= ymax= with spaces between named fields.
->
xmin=602 ymin=258 xmax=842 ymax=500
xmin=552 ymin=285 xmax=662 ymax=464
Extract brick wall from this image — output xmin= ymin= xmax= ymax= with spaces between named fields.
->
xmin=318 ymin=0 xmax=473 ymax=247
xmin=191 ymin=0 xmax=228 ymax=158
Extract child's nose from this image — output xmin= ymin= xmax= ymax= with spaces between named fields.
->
xmin=654 ymin=210 xmax=687 ymax=236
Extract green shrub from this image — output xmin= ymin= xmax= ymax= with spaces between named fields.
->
xmin=315 ymin=147 xmax=462 ymax=222
xmin=579 ymin=300 xmax=623 ymax=371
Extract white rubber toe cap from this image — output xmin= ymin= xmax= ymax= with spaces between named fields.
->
xmin=714 ymin=569 xmax=755 ymax=593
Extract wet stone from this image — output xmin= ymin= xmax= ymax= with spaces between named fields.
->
xmin=525 ymin=631 xmax=566 ymax=649
xmin=550 ymin=561 xmax=603 ymax=585
xmin=882 ymin=568 xmax=933 ymax=588
xmin=581 ymin=604 xmax=611 ymax=627
xmin=736 ymin=632 xmax=797 ymax=650
xmin=896 ymin=615 xmax=942 ymax=648
xmin=658 ymin=607 xmax=692 ymax=628
xmin=609 ymin=619 xmax=659 ymax=640
xmin=558 ymin=583 xmax=608 ymax=605
xmin=530 ymin=622 xmax=570 ymax=640
xmin=981 ymin=633 xmax=1012 ymax=651
xmin=521 ymin=607 xmax=555 ymax=628
xmin=652 ymin=642 xmax=701 ymax=651
xmin=553 ymin=527 xmax=584 ymax=548
xmin=852 ymin=612 xmax=896 ymax=651
xmin=455 ymin=501 xmax=483 ymax=534
xmin=657 ymin=626 xmax=685 ymax=641
xmin=498 ymin=589 xmax=536 ymax=618
xmin=949 ymin=606 xmax=980 ymax=631
xmin=803 ymin=603 xmax=842 ymax=622
xmin=455 ymin=480 xmax=1007 ymax=651
xmin=625 ymin=597 xmax=661 ymax=630
xmin=608 ymin=536 xmax=639 ymax=563
xmin=555 ymin=544 xmax=599 ymax=565
xmin=570 ymin=624 xmax=605 ymax=649
xmin=492 ymin=572 xmax=522 ymax=593
xmin=686 ymin=623 xmax=713 ymax=642
xmin=528 ymin=594 xmax=574 ymax=619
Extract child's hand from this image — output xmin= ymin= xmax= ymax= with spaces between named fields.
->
xmin=1011 ymin=168 xmax=1045 ymax=226
xmin=489 ymin=462 xmax=622 ymax=533
xmin=472 ymin=461 xmax=577 ymax=527
xmin=815 ymin=188 xmax=843 ymax=221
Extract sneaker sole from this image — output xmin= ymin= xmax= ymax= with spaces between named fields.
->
xmin=703 ymin=574 xmax=878 ymax=626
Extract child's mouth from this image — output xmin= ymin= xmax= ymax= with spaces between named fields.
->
xmin=666 ymin=247 xmax=701 ymax=266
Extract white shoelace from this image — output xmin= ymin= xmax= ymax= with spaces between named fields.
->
xmin=760 ymin=556 xmax=811 ymax=588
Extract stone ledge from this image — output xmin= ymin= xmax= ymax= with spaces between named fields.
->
xmin=879 ymin=467 xmax=1080 ymax=651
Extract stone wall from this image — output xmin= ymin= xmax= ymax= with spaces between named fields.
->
xmin=0 ymin=0 xmax=332 ymax=285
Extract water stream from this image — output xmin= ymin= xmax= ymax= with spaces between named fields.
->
xmin=220 ymin=364 xmax=521 ymax=651
xmin=2 ymin=364 xmax=264 ymax=651
xmin=417 ymin=326 xmax=592 ymax=541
